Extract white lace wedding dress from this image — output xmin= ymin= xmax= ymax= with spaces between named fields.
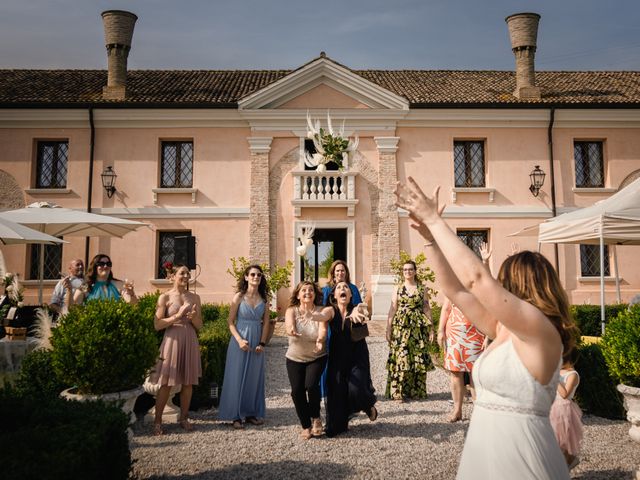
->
xmin=457 ymin=337 xmax=570 ymax=479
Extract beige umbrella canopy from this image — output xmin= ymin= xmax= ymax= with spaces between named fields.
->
xmin=0 ymin=202 xmax=146 ymax=303
xmin=0 ymin=217 xmax=66 ymax=245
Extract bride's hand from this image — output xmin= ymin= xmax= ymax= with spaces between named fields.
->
xmin=394 ymin=178 xmax=441 ymax=226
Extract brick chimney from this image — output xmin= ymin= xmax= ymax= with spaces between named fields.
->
xmin=505 ymin=12 xmax=541 ymax=100
xmin=101 ymin=10 xmax=137 ymax=100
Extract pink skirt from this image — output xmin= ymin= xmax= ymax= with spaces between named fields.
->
xmin=549 ymin=397 xmax=583 ymax=456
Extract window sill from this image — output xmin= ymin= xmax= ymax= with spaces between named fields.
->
xmin=577 ymin=276 xmax=617 ymax=283
xmin=152 ymin=188 xmax=197 ymax=204
xmin=25 ymin=188 xmax=72 ymax=195
xmin=150 ymin=278 xmax=196 ymax=286
xmin=572 ymin=187 xmax=617 ymax=193
xmin=451 ymin=187 xmax=495 ymax=203
xmin=22 ymin=279 xmax=59 ymax=286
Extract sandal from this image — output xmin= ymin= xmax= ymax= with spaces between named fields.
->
xmin=299 ymin=428 xmax=312 ymax=440
xmin=245 ymin=416 xmax=264 ymax=426
xmin=153 ymin=423 xmax=164 ymax=436
xmin=447 ymin=413 xmax=462 ymax=423
xmin=311 ymin=418 xmax=324 ymax=437
xmin=232 ymin=419 xmax=244 ymax=430
xmin=367 ymin=406 xmax=378 ymax=422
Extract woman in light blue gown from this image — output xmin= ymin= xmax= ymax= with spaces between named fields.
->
xmin=217 ymin=265 xmax=270 ymax=429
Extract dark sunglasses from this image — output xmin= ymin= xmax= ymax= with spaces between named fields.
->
xmin=248 ymin=272 xmax=262 ymax=278
xmin=96 ymin=261 xmax=112 ymax=268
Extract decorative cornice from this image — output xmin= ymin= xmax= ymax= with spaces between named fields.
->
xmin=238 ymin=57 xmax=410 ymax=110
xmin=92 ymin=207 xmax=249 ymax=219
xmin=374 ymin=136 xmax=400 ymax=153
xmin=399 ymin=205 xmax=554 ymax=218
xmin=400 ymin=109 xmax=550 ymax=128
xmin=555 ymin=109 xmax=640 ymax=128
xmin=247 ymin=137 xmax=273 ymax=154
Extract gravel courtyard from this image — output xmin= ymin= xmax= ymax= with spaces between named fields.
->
xmin=131 ymin=334 xmax=639 ymax=480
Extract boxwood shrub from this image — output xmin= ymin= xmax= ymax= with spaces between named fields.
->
xmin=0 ymin=390 xmax=131 ymax=480
xmin=571 ymin=304 xmax=628 ymax=337
xmin=14 ymin=349 xmax=67 ymax=400
xmin=601 ymin=305 xmax=640 ymax=387
xmin=574 ymin=342 xmax=625 ymax=419
xmin=51 ymin=299 xmax=158 ymax=395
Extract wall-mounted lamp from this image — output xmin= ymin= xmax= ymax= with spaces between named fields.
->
xmin=529 ymin=165 xmax=546 ymax=197
xmin=101 ymin=166 xmax=117 ymax=198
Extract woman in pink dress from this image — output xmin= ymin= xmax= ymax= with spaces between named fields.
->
xmin=438 ymin=298 xmax=485 ymax=422
xmin=150 ymin=264 xmax=203 ymax=435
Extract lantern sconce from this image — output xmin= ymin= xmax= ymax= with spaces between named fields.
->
xmin=529 ymin=165 xmax=546 ymax=197
xmin=101 ymin=166 xmax=117 ymax=198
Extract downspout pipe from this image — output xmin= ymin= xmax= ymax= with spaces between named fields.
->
xmin=547 ymin=107 xmax=559 ymax=271
xmin=84 ymin=107 xmax=95 ymax=266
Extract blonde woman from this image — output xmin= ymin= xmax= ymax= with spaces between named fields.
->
xmin=150 ymin=264 xmax=203 ymax=435
xmin=284 ymin=281 xmax=333 ymax=439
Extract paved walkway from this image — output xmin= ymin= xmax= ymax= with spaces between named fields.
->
xmin=131 ymin=335 xmax=639 ymax=479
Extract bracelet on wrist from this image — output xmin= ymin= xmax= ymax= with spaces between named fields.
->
xmin=258 ymin=342 xmax=266 ymax=347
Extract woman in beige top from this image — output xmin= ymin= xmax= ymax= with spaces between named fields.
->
xmin=284 ymin=281 xmax=333 ymax=440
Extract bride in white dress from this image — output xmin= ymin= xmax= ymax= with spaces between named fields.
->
xmin=395 ymin=179 xmax=576 ymax=480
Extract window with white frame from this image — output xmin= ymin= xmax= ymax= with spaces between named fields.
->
xmin=457 ymin=229 xmax=488 ymax=258
xmin=580 ymin=244 xmax=610 ymax=277
xmin=157 ymin=231 xmax=192 ymax=278
xmin=574 ymin=141 xmax=604 ymax=188
xmin=160 ymin=141 xmax=193 ymax=188
xmin=35 ymin=141 xmax=68 ymax=188
xmin=454 ymin=141 xmax=485 ymax=187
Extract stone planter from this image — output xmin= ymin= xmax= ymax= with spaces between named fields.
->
xmin=617 ymin=384 xmax=640 ymax=443
xmin=61 ymin=385 xmax=143 ymax=426
xmin=142 ymin=377 xmax=182 ymax=424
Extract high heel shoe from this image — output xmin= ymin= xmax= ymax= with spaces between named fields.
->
xmin=179 ymin=416 xmax=194 ymax=431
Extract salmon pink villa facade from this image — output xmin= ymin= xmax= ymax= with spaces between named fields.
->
xmin=1 ymin=11 xmax=640 ymax=318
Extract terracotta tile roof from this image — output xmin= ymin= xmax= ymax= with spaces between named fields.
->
xmin=1 ymin=69 xmax=640 ymax=106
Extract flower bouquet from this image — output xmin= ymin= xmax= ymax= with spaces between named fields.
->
xmin=305 ymin=111 xmax=358 ymax=172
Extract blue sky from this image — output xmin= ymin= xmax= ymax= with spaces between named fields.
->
xmin=1 ymin=0 xmax=640 ymax=70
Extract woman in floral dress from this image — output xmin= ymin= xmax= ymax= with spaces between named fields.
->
xmin=385 ymin=260 xmax=434 ymax=400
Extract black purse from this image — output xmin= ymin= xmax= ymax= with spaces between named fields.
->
xmin=350 ymin=322 xmax=369 ymax=342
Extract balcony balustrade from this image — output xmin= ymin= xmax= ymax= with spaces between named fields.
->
xmin=291 ymin=170 xmax=358 ymax=216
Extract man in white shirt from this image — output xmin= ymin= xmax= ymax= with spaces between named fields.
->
xmin=50 ymin=259 xmax=84 ymax=314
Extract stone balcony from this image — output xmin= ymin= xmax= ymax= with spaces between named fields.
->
xmin=291 ymin=170 xmax=359 ymax=216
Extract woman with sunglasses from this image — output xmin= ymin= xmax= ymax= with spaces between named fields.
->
xmin=217 ymin=264 xmax=271 ymax=429
xmin=73 ymin=253 xmax=137 ymax=304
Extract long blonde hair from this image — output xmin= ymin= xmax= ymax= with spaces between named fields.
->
xmin=497 ymin=251 xmax=577 ymax=361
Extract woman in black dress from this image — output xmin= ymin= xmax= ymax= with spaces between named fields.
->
xmin=325 ymin=281 xmax=377 ymax=437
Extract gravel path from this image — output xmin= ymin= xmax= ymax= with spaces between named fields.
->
xmin=131 ymin=336 xmax=639 ymax=479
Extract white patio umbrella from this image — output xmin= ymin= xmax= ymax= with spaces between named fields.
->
xmin=0 ymin=202 xmax=147 ymax=303
xmin=0 ymin=217 xmax=66 ymax=245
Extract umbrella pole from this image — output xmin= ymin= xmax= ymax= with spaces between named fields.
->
xmin=613 ymin=245 xmax=621 ymax=304
xmin=39 ymin=244 xmax=45 ymax=304
xmin=600 ymin=235 xmax=605 ymax=335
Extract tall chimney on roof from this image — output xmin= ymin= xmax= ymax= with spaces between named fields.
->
xmin=505 ymin=12 xmax=541 ymax=100
xmin=101 ymin=10 xmax=137 ymax=100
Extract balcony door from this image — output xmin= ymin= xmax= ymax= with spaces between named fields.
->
xmin=300 ymin=228 xmax=347 ymax=285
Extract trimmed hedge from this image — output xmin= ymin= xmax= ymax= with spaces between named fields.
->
xmin=601 ymin=305 xmax=640 ymax=387
xmin=571 ymin=304 xmax=628 ymax=337
xmin=574 ymin=342 xmax=625 ymax=419
xmin=0 ymin=390 xmax=131 ymax=480
xmin=14 ymin=349 xmax=67 ymax=400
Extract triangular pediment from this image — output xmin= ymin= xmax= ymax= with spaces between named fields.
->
xmin=238 ymin=55 xmax=409 ymax=110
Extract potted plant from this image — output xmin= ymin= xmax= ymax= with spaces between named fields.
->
xmin=51 ymin=299 xmax=158 ymax=423
xmin=601 ymin=304 xmax=640 ymax=442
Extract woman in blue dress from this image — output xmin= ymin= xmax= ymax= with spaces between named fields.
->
xmin=72 ymin=253 xmax=137 ymax=304
xmin=217 ymin=264 xmax=270 ymax=429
